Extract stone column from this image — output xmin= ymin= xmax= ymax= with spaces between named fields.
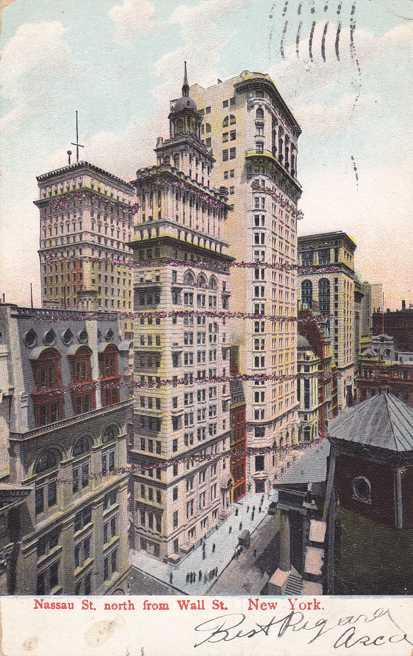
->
xmin=61 ymin=517 xmax=75 ymax=593
xmin=267 ymin=508 xmax=291 ymax=595
xmin=279 ymin=509 xmax=291 ymax=572
xmin=59 ymin=459 xmax=74 ymax=509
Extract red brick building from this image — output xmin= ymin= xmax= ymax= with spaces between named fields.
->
xmin=373 ymin=302 xmax=413 ymax=352
xmin=230 ymin=347 xmax=246 ymax=503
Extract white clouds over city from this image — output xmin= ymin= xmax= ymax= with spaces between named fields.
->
xmin=109 ymin=0 xmax=155 ymax=42
xmin=0 ymin=21 xmax=71 ymax=132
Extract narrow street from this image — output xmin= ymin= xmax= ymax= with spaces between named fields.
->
xmin=129 ymin=493 xmax=276 ymax=594
xmin=208 ymin=513 xmax=280 ymax=595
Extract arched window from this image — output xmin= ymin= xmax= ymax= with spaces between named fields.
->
xmin=32 ymin=349 xmax=64 ymax=427
xmin=208 ymin=275 xmax=218 ymax=290
xmin=103 ymin=425 xmax=119 ymax=443
xmin=100 ymin=345 xmax=120 ymax=407
xmin=256 ymin=107 xmax=264 ymax=121
xmin=183 ymin=270 xmax=195 ymax=286
xmin=352 ymin=476 xmax=371 ymax=504
xmin=99 ymin=344 xmax=119 ymax=378
xmin=197 ymin=274 xmax=207 ymax=288
xmin=301 ymin=280 xmax=313 ymax=308
xmin=229 ymin=114 xmax=236 ymax=125
xmin=102 ymin=426 xmax=118 ymax=476
xmin=34 ymin=449 xmax=60 ymax=516
xmin=33 ymin=348 xmax=61 ymax=389
xmin=35 ymin=450 xmax=58 ymax=474
xmin=319 ymin=278 xmax=330 ymax=314
xmin=223 ymin=116 xmax=229 ymax=128
xmin=70 ymin=346 xmax=95 ymax=414
xmin=73 ymin=436 xmax=91 ymax=457
xmin=72 ymin=437 xmax=91 ymax=494
xmin=70 ymin=346 xmax=92 ymax=383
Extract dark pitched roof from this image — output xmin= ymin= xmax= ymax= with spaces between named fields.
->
xmin=329 ymin=393 xmax=413 ymax=452
xmin=276 ymin=439 xmax=330 ymax=486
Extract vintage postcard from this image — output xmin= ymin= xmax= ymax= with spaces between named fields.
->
xmin=0 ymin=0 xmax=412 ymax=654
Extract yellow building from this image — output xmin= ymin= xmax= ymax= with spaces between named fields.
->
xmin=128 ymin=66 xmax=233 ymax=561
xmin=34 ymin=162 xmax=136 ymax=339
xmin=298 ymin=231 xmax=357 ymax=412
xmin=191 ymin=71 xmax=302 ymax=492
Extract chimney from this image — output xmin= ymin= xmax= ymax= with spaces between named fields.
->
xmin=402 ymin=300 xmax=406 ymax=310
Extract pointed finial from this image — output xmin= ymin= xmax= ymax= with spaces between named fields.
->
xmin=182 ymin=61 xmax=189 ymax=97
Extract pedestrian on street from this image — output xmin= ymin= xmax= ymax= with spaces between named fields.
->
xmin=254 ymin=549 xmax=257 ymax=558
xmin=199 ymin=570 xmax=202 ymax=581
xmin=247 ymin=506 xmax=249 ymax=512
xmin=229 ymin=526 xmax=232 ymax=533
xmin=170 ymin=572 xmax=173 ymax=584
xmin=204 ymin=573 xmax=207 ymax=583
xmin=239 ymin=522 xmax=242 ymax=530
xmin=202 ymin=550 xmax=206 ymax=560
xmin=212 ymin=543 xmax=216 ymax=552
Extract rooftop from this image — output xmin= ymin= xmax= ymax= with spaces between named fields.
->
xmin=329 ymin=393 xmax=413 ymax=453
xmin=36 ymin=160 xmax=134 ymax=191
xmin=298 ymin=231 xmax=357 ymax=250
xmin=275 ymin=439 xmax=330 ymax=486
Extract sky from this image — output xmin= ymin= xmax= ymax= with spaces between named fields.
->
xmin=0 ymin=0 xmax=412 ymax=309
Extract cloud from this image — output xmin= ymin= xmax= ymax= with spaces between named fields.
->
xmin=170 ymin=0 xmax=249 ymax=28
xmin=0 ymin=21 xmax=71 ymax=132
xmin=109 ymin=0 xmax=155 ymax=42
xmin=299 ymin=158 xmax=413 ymax=309
xmin=267 ymin=19 xmax=413 ymax=139
xmin=152 ymin=0 xmax=251 ymax=108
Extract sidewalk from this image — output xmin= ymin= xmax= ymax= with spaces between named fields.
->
xmin=130 ymin=492 xmax=271 ymax=595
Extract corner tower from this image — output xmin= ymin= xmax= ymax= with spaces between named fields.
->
xmin=128 ymin=65 xmax=235 ymax=563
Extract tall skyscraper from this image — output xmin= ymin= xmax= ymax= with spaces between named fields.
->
xmin=298 ymin=231 xmax=356 ymax=412
xmin=354 ymin=276 xmax=364 ymax=361
xmin=371 ymin=283 xmax=384 ymax=313
xmin=128 ymin=66 xmax=234 ymax=561
xmin=191 ymin=71 xmax=302 ymax=493
xmin=360 ymin=281 xmax=373 ymax=337
xmin=34 ymin=161 xmax=136 ymax=338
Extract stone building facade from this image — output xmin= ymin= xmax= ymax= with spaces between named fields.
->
xmin=373 ymin=302 xmax=413 ymax=352
xmin=128 ymin=66 xmax=234 ymax=561
xmin=0 ymin=304 xmax=132 ymax=594
xmin=229 ymin=347 xmax=246 ymax=503
xmin=357 ymin=335 xmax=413 ymax=406
xmin=297 ymin=335 xmax=321 ymax=443
xmin=191 ymin=70 xmax=302 ymax=492
xmin=298 ymin=231 xmax=356 ymax=412
xmin=34 ymin=161 xmax=136 ymax=339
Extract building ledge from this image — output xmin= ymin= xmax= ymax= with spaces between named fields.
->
xmin=10 ymin=399 xmax=133 ymax=442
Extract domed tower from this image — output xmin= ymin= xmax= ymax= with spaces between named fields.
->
xmin=168 ymin=61 xmax=202 ymax=140
xmin=155 ymin=63 xmax=213 ymax=183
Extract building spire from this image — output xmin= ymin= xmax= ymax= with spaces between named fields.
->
xmin=182 ymin=61 xmax=189 ymax=97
